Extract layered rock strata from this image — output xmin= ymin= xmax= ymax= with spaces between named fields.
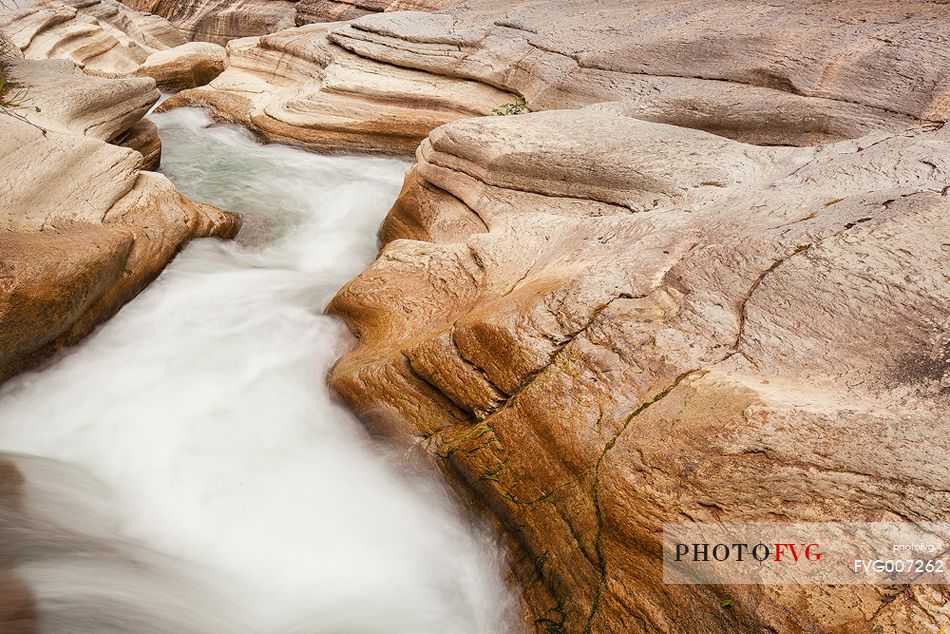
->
xmin=328 ymin=100 xmax=950 ymax=633
xmin=0 ymin=0 xmax=225 ymax=88
xmin=327 ymin=0 xmax=950 ymax=145
xmin=116 ymin=0 xmax=449 ymax=38
xmin=162 ymin=23 xmax=513 ymax=155
xmin=0 ymin=54 xmax=240 ymax=381
xmin=294 ymin=0 xmax=449 ymax=26
xmin=119 ymin=0 xmax=298 ymax=44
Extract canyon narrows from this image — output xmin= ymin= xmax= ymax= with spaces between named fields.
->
xmin=0 ymin=108 xmax=518 ymax=632
xmin=2 ymin=0 xmax=949 ymax=633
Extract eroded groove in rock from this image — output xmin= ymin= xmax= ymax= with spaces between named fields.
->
xmin=161 ymin=22 xmax=513 ymax=155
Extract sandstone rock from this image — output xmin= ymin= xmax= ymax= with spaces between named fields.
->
xmin=294 ymin=0 xmax=449 ymax=26
xmin=3 ymin=57 xmax=158 ymax=140
xmin=2 ymin=54 xmax=164 ymax=169
xmin=148 ymin=1 xmax=950 ymax=629
xmin=112 ymin=118 xmax=162 ymax=170
xmin=327 ymin=104 xmax=950 ymax=632
xmin=162 ymin=23 xmax=513 ymax=155
xmin=0 ymin=1 xmax=224 ymax=88
xmin=0 ymin=58 xmax=240 ymax=381
xmin=327 ymin=0 xmax=950 ymax=145
xmin=120 ymin=0 xmax=298 ymax=44
xmin=136 ymin=40 xmax=226 ymax=89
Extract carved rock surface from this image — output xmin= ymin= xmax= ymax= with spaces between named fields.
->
xmin=150 ymin=0 xmax=950 ymax=630
xmin=328 ymin=100 xmax=950 ymax=633
xmin=120 ymin=0 xmax=298 ymax=44
xmin=0 ymin=56 xmax=240 ymax=381
xmin=294 ymin=0 xmax=449 ymax=26
xmin=162 ymin=23 xmax=513 ymax=155
xmin=328 ymin=0 xmax=950 ymax=145
xmin=136 ymin=40 xmax=226 ymax=88
xmin=0 ymin=1 xmax=224 ymax=87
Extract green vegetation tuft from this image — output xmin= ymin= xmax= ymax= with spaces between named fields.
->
xmin=490 ymin=93 xmax=529 ymax=116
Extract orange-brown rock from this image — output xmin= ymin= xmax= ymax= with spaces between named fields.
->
xmin=329 ymin=100 xmax=950 ymax=634
xmin=135 ymin=40 xmax=226 ymax=89
xmin=313 ymin=5 xmax=950 ymax=630
xmin=0 ymin=57 xmax=239 ymax=381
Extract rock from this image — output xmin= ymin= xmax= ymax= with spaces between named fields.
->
xmin=119 ymin=0 xmax=298 ymax=44
xmin=161 ymin=23 xmax=513 ymax=155
xmin=294 ymin=0 xmax=450 ymax=26
xmin=0 ymin=58 xmax=240 ymax=381
xmin=3 ymin=55 xmax=164 ymax=169
xmin=328 ymin=101 xmax=950 ymax=632
xmin=148 ymin=1 xmax=950 ymax=630
xmin=3 ymin=57 xmax=158 ymax=140
xmin=327 ymin=0 xmax=950 ymax=145
xmin=136 ymin=40 xmax=226 ymax=89
xmin=112 ymin=118 xmax=162 ymax=170
xmin=0 ymin=1 xmax=224 ymax=88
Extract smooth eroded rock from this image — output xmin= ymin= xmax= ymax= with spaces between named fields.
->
xmin=0 ymin=57 xmax=240 ymax=381
xmin=0 ymin=1 xmax=225 ymax=88
xmin=136 ymin=40 xmax=226 ymax=89
xmin=328 ymin=105 xmax=950 ymax=632
xmin=327 ymin=0 xmax=949 ymax=145
xmin=294 ymin=0 xmax=450 ymax=26
xmin=161 ymin=23 xmax=513 ymax=155
xmin=120 ymin=0 xmax=298 ymax=44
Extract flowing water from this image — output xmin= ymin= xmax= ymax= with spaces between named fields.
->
xmin=0 ymin=109 xmax=516 ymax=633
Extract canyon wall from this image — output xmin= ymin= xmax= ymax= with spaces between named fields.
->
xmin=0 ymin=45 xmax=240 ymax=381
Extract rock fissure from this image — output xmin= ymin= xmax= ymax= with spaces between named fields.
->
xmin=583 ymin=369 xmax=702 ymax=634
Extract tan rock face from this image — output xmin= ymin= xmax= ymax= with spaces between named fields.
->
xmin=136 ymin=40 xmax=226 ymax=89
xmin=328 ymin=0 xmax=950 ymax=145
xmin=0 ymin=57 xmax=240 ymax=381
xmin=329 ymin=102 xmax=950 ymax=633
xmin=294 ymin=0 xmax=450 ymax=26
xmin=120 ymin=0 xmax=298 ymax=44
xmin=0 ymin=1 xmax=225 ymax=88
xmin=161 ymin=23 xmax=514 ymax=155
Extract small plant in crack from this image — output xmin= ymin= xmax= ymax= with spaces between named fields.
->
xmin=0 ymin=31 xmax=46 ymax=134
xmin=490 ymin=93 xmax=529 ymax=116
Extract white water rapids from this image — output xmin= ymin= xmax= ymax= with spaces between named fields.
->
xmin=0 ymin=109 xmax=516 ymax=633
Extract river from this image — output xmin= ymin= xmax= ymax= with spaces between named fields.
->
xmin=0 ymin=108 xmax=515 ymax=633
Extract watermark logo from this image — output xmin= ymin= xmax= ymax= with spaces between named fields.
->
xmin=663 ymin=522 xmax=949 ymax=585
